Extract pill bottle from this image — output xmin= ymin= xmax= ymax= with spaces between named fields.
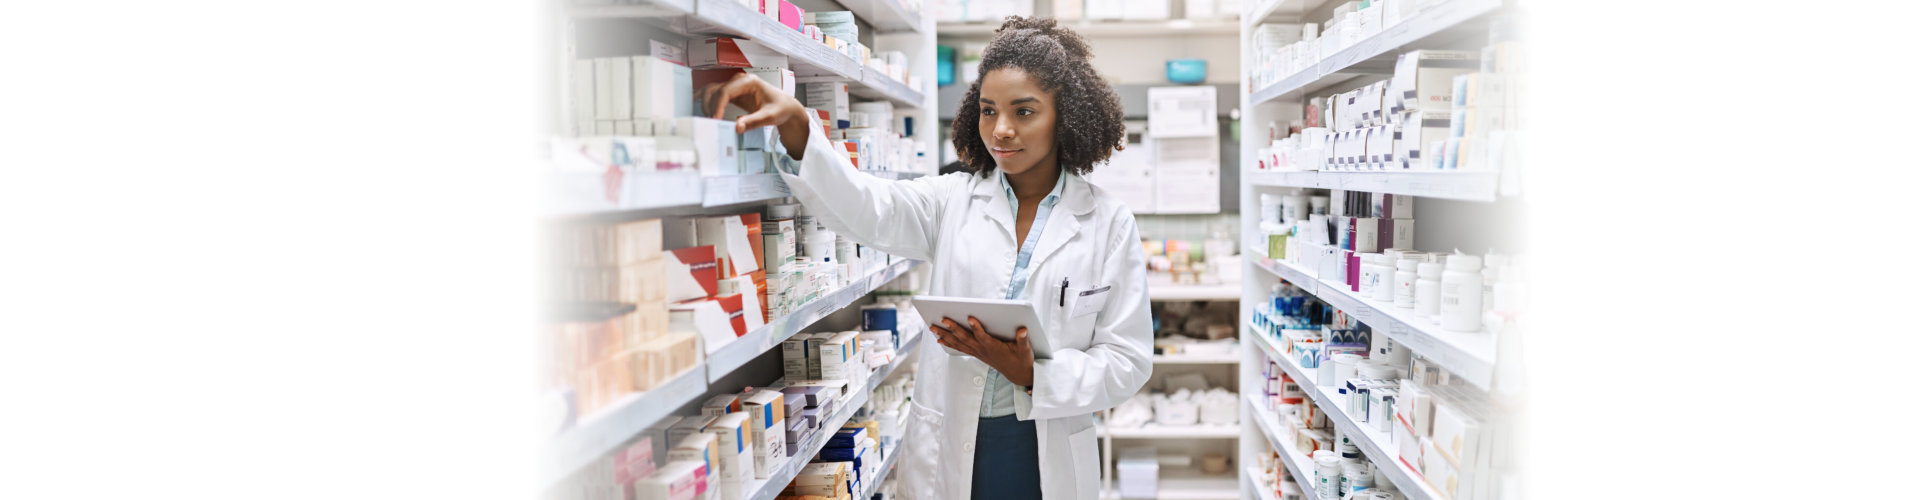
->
xmin=1310 ymin=196 xmax=1330 ymax=215
xmin=1284 ymin=192 xmax=1309 ymax=224
xmin=1261 ymin=194 xmax=1282 ymax=224
xmin=1369 ymin=253 xmax=1397 ymax=302
xmin=1440 ymin=252 xmax=1484 ymax=332
xmin=1394 ymin=258 xmax=1420 ymax=309
xmin=1415 ymin=262 xmax=1443 ymax=319
xmin=1481 ymin=253 xmax=1506 ymax=314
xmin=1341 ymin=462 xmax=1373 ymax=496
xmin=1312 ymin=451 xmax=1341 ymax=500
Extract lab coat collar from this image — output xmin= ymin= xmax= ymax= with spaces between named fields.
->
xmin=971 ymin=169 xmax=1096 ymax=217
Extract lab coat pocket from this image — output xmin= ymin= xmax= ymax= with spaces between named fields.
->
xmin=1069 ymin=426 xmax=1100 ymax=496
xmin=902 ymin=401 xmax=946 ymax=498
xmin=1061 ymin=284 xmax=1109 ymax=345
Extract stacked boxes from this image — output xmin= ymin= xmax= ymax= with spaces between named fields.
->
xmin=571 ymin=55 xmax=693 ymax=137
xmin=544 ymin=220 xmax=702 ymax=417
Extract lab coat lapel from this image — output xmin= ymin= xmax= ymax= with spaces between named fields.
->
xmin=971 ymin=174 xmax=1015 ymax=238
xmin=1024 ymin=174 xmax=1095 ymax=275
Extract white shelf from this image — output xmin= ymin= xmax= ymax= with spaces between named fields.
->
xmin=1244 ymin=466 xmax=1280 ymax=500
xmin=1106 ymin=423 xmax=1241 ymax=439
xmin=1103 ymin=467 xmax=1241 ymax=500
xmin=1247 ymin=331 xmax=1447 ymax=500
xmin=1149 ymin=283 xmax=1242 ymax=301
xmin=543 ymin=365 xmax=708 ymax=486
xmin=866 ymin=329 xmax=924 ymax=393
xmin=1152 ymin=351 xmax=1241 ymax=365
xmin=569 ymin=0 xmax=924 ymax=108
xmin=1247 ymin=249 xmax=1495 ymax=390
xmin=1245 ymin=0 xmax=1329 ymax=27
xmin=1248 ymin=0 xmax=1504 ymax=105
xmin=940 ymin=19 xmax=1240 ymax=37
xmin=1246 ymin=170 xmax=1501 ymax=202
xmin=743 ymin=388 xmax=871 ymax=500
xmin=854 ymin=67 xmax=926 ymax=108
xmin=1243 ymin=395 xmax=1315 ymax=498
xmin=705 ymin=258 xmax=921 ymax=382
xmin=836 ymin=0 xmax=923 ymax=34
xmin=858 ymin=432 xmax=907 ymax=499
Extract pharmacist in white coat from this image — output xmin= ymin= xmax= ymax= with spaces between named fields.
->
xmin=699 ymin=17 xmax=1149 ymax=500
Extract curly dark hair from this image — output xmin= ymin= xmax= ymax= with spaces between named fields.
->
xmin=950 ymin=16 xmax=1126 ymax=177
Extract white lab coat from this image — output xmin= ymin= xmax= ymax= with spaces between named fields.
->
xmin=779 ymin=119 xmax=1153 ymax=500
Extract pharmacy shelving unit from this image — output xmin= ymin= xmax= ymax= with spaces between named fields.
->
xmin=1235 ymin=0 xmax=1515 ymax=498
xmin=544 ymin=0 xmax=938 ymax=494
xmin=1096 ymin=284 xmax=1245 ymax=500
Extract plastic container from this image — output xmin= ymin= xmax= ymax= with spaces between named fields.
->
xmin=1415 ymin=262 xmax=1444 ymax=318
xmin=1440 ymin=252 xmax=1484 ymax=332
xmin=1341 ymin=462 xmax=1373 ymax=496
xmin=1481 ymin=253 xmax=1506 ymax=314
xmin=1368 ymin=253 xmax=1395 ymax=302
xmin=1312 ymin=451 xmax=1342 ymax=500
xmin=1394 ymin=258 xmax=1421 ymax=308
xmin=1261 ymin=194 xmax=1282 ymax=224
xmin=1283 ymin=193 xmax=1308 ymax=224
xmin=1331 ymin=353 xmax=1364 ymax=385
xmin=1310 ymin=196 xmax=1330 ymax=215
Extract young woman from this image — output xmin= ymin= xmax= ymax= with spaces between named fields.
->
xmin=698 ymin=17 xmax=1150 ymax=500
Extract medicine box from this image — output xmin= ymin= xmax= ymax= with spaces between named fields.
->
xmin=692 ymin=37 xmax=789 ymax=69
xmin=671 ymin=117 xmax=741 ymax=176
xmin=633 ymin=460 xmax=706 ymax=500
xmin=740 ymin=389 xmax=788 ymax=479
xmin=664 ymin=246 xmax=719 ymax=302
xmin=595 ymin=57 xmax=632 ymax=121
xmin=818 ymin=331 xmax=859 ymax=380
xmin=781 ymin=333 xmax=813 ymax=379
xmin=695 ymin=214 xmax=761 ymax=278
xmin=792 ymin=462 xmax=850 ymax=497
xmin=708 ymin=412 xmax=754 ymax=499
xmin=803 ymin=82 xmax=851 ymax=124
xmin=1392 ymin=50 xmax=1478 ymax=117
xmin=630 ymin=56 xmax=692 ymax=121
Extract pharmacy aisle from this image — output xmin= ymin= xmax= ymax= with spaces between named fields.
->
xmin=1238 ymin=1 xmax=1525 ymax=500
xmin=539 ymin=0 xmax=938 ymax=499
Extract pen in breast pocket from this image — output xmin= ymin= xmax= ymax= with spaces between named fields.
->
xmin=1059 ymin=277 xmax=1069 ymax=307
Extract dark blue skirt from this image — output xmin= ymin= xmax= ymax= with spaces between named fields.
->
xmin=971 ymin=414 xmax=1042 ymax=499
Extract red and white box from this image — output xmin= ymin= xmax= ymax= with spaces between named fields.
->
xmin=691 ymin=37 xmax=789 ymax=70
xmin=665 ymin=246 xmax=719 ymax=302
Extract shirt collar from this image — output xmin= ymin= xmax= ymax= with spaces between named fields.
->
xmin=998 ymin=169 xmax=1066 ymax=208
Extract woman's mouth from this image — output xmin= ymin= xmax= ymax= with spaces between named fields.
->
xmin=990 ymin=147 xmax=1022 ymax=158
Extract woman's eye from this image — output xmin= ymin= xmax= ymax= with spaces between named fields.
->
xmin=1017 ymin=108 xmax=1034 ymax=116
xmin=982 ymin=108 xmax=996 ymax=116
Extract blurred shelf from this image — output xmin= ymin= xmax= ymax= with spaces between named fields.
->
xmin=1247 ymin=169 xmax=1500 ymax=202
xmin=866 ymin=329 xmax=924 ymax=393
xmin=1248 ymin=0 xmax=1503 ymax=105
xmin=836 ymin=0 xmax=923 ymax=33
xmin=940 ymin=19 xmax=1239 ymax=37
xmin=542 ymin=365 xmax=707 ymax=487
xmin=1106 ymin=423 xmax=1241 ymax=439
xmin=1243 ymin=394 xmax=1314 ymax=499
xmin=706 ymin=258 xmax=921 ymax=382
xmin=858 ymin=432 xmax=907 ymax=499
xmin=569 ymin=0 xmax=922 ymax=107
xmin=1149 ymin=283 xmax=1242 ymax=301
xmin=1152 ymin=351 xmax=1241 ymax=364
xmin=863 ymin=170 xmax=927 ymax=181
xmin=1247 ymin=250 xmax=1495 ymax=389
xmin=1101 ymin=467 xmax=1240 ymax=500
xmin=1252 ymin=330 xmax=1447 ymax=500
xmin=1245 ymin=0 xmax=1329 ymax=27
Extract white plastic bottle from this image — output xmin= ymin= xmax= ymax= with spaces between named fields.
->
xmin=1440 ymin=252 xmax=1484 ymax=332
xmin=1481 ymin=253 xmax=1506 ymax=315
xmin=1313 ymin=451 xmax=1342 ymax=500
xmin=1394 ymin=258 xmax=1420 ymax=308
xmin=1357 ymin=253 xmax=1383 ymax=298
xmin=1369 ymin=253 xmax=1396 ymax=302
xmin=1415 ymin=262 xmax=1443 ymax=319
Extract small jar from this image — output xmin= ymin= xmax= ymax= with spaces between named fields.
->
xmin=1394 ymin=258 xmax=1421 ymax=309
xmin=1440 ymin=253 xmax=1484 ymax=332
xmin=1415 ymin=262 xmax=1444 ymax=319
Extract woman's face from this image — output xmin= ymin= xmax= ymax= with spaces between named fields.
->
xmin=976 ymin=68 xmax=1057 ymax=176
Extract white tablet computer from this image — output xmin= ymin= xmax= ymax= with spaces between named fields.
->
xmin=911 ymin=296 xmax=1053 ymax=358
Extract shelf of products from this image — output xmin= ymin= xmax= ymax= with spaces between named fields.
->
xmin=1245 ymin=0 xmax=1329 ymax=27
xmin=1106 ymin=423 xmax=1242 ymax=440
xmin=545 ymin=365 xmax=708 ymax=482
xmin=568 ymin=0 xmax=925 ymax=107
xmin=1245 ymin=170 xmax=1500 ymax=202
xmin=858 ymin=435 xmax=906 ymax=499
xmin=866 ymin=328 xmax=923 ymax=392
xmin=1248 ymin=0 xmax=1503 ymax=105
xmin=705 ymin=258 xmax=921 ymax=382
xmin=938 ymin=19 xmax=1240 ymax=37
xmin=743 ymin=388 xmax=872 ymax=500
xmin=834 ymin=0 xmax=922 ymax=34
xmin=1248 ymin=331 xmax=1447 ymax=500
xmin=1244 ymin=466 xmax=1280 ymax=500
xmin=1102 ymin=467 xmax=1241 ymax=500
xmin=1247 ymin=249 xmax=1495 ymax=389
xmin=1244 ymin=394 xmax=1315 ymax=500
xmin=1149 ymin=283 xmax=1243 ymax=301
